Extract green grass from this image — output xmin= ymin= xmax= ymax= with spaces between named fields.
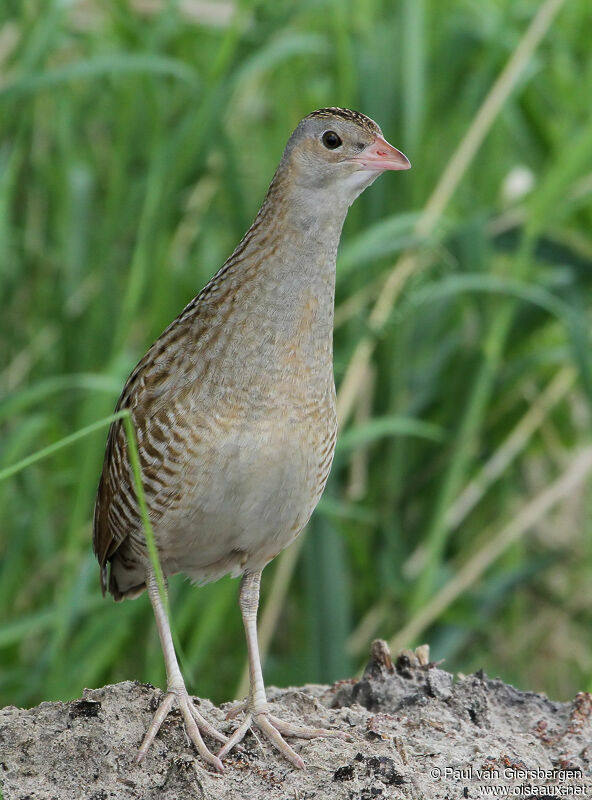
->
xmin=1 ymin=0 xmax=591 ymax=712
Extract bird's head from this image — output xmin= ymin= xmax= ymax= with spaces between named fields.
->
xmin=279 ymin=107 xmax=410 ymax=205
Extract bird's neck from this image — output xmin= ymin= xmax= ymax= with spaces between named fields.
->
xmin=222 ymin=167 xmax=350 ymax=319
xmin=193 ymin=168 xmax=355 ymax=385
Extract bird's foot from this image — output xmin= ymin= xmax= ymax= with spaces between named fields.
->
xmin=138 ymin=687 xmax=228 ymax=772
xmin=218 ymin=707 xmax=352 ymax=769
xmin=224 ymin=699 xmax=247 ymax=720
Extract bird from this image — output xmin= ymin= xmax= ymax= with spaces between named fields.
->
xmin=93 ymin=107 xmax=410 ymax=772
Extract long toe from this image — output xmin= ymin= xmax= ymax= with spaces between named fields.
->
xmin=266 ymin=713 xmax=353 ymax=742
xmin=137 ymin=689 xmax=227 ymax=772
xmin=187 ymin=698 xmax=228 ymax=744
xmin=217 ymin=709 xmax=352 ymax=769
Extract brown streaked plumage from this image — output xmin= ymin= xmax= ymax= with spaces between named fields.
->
xmin=93 ymin=108 xmax=410 ymax=771
xmin=306 ymin=106 xmax=382 ymax=136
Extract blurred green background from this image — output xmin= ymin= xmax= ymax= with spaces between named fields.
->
xmin=1 ymin=0 xmax=591 ymax=712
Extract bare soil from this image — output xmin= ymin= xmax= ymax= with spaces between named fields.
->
xmin=1 ymin=643 xmax=590 ymax=799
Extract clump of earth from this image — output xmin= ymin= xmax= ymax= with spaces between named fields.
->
xmin=1 ymin=642 xmax=590 ymax=799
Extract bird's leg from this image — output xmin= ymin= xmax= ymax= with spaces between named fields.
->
xmin=218 ymin=570 xmax=351 ymax=769
xmin=137 ymin=570 xmax=227 ymax=772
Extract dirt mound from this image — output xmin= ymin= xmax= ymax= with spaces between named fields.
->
xmin=1 ymin=643 xmax=590 ymax=799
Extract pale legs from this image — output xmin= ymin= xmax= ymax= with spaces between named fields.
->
xmin=218 ymin=570 xmax=351 ymax=769
xmin=137 ymin=570 xmax=227 ymax=772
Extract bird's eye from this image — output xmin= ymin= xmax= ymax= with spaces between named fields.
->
xmin=321 ymin=131 xmax=342 ymax=150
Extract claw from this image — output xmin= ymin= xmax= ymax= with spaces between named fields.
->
xmin=225 ymin=699 xmax=247 ymax=720
xmin=217 ymin=707 xmax=351 ymax=768
xmin=138 ymin=689 xmax=227 ymax=772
